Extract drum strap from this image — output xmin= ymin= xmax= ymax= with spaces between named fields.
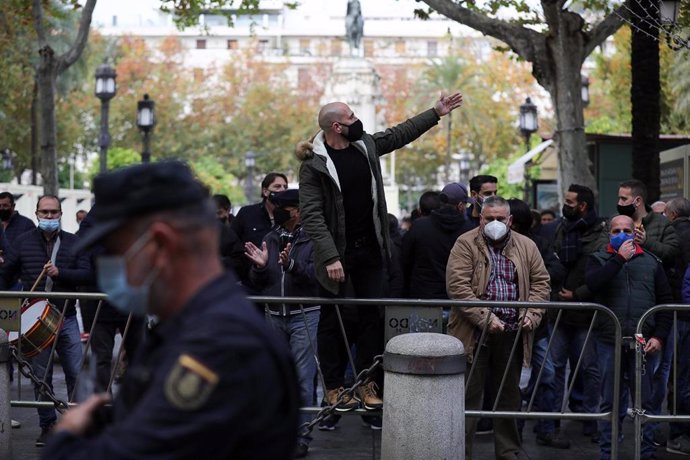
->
xmin=45 ymin=236 xmax=61 ymax=292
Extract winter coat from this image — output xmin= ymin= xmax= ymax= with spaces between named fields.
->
xmin=445 ymin=227 xmax=549 ymax=367
xmin=296 ymin=108 xmax=441 ymax=294
xmin=637 ymin=207 xmax=678 ymax=267
xmin=0 ymin=228 xmax=91 ymax=316
xmin=402 ymin=206 xmax=474 ymax=299
xmin=249 ymin=226 xmax=320 ymax=316
xmin=552 ymin=217 xmax=608 ymax=326
xmin=4 ymin=212 xmax=35 ymax=246
xmin=586 ymin=246 xmax=673 ymax=343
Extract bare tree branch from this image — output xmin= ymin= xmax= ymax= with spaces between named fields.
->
xmin=32 ymin=0 xmax=47 ymax=47
xmin=421 ymin=0 xmax=545 ymax=64
xmin=584 ymin=1 xmax=631 ymax=57
xmin=58 ymin=0 xmax=98 ymax=73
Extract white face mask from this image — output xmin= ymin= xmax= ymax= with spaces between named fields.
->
xmin=483 ymin=220 xmax=508 ymax=241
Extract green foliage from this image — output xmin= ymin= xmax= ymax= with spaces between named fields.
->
xmin=190 ymin=156 xmax=244 ymax=205
xmin=158 ymin=0 xmax=296 ymax=29
xmin=479 ymin=154 xmax=524 ymax=200
xmin=87 ymin=147 xmax=141 ymax=180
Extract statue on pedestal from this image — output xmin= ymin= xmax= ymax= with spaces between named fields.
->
xmin=345 ymin=0 xmax=364 ymax=54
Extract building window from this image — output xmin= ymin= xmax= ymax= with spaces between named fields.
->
xmin=227 ymin=39 xmax=238 ymax=50
xmin=364 ymin=39 xmax=374 ymax=57
xmin=196 ymin=39 xmax=207 ymax=50
xmin=395 ymin=39 xmax=405 ymax=55
xmin=112 ymin=15 xmax=117 ymax=27
xmin=299 ymin=39 xmax=310 ymax=54
xmin=257 ymin=39 xmax=269 ymax=52
xmin=331 ymin=40 xmax=342 ymax=57
xmin=427 ymin=40 xmax=438 ymax=57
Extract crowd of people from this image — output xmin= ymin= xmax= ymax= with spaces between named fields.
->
xmin=2 ymin=91 xmax=689 ymax=460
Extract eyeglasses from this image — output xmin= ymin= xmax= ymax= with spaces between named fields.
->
xmin=36 ymin=209 xmax=61 ymax=217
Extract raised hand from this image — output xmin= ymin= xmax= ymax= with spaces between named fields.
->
xmin=244 ymin=242 xmax=269 ymax=268
xmin=434 ymin=92 xmax=464 ymax=117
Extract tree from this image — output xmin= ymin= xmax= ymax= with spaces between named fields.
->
xmin=420 ymin=0 xmax=631 ymax=195
xmin=631 ymin=0 xmax=661 ymax=201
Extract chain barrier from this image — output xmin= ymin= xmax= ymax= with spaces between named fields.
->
xmin=10 ymin=345 xmax=69 ymax=413
xmin=298 ymin=355 xmax=383 ymax=436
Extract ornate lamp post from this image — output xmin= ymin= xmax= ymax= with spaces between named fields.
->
xmin=95 ymin=63 xmax=117 ymax=173
xmin=245 ymin=151 xmax=256 ymax=203
xmin=136 ymin=94 xmax=156 ymax=163
xmin=519 ymin=97 xmax=538 ymax=204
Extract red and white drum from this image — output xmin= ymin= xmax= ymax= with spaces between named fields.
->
xmin=7 ymin=299 xmax=62 ymax=358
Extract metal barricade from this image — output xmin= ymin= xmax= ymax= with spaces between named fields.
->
xmin=634 ymin=304 xmax=690 ymax=460
xmin=250 ymin=296 xmax=624 ymax=459
xmin=2 ymin=291 xmax=626 ymax=458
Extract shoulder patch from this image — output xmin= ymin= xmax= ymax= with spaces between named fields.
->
xmin=164 ymin=354 xmax=219 ymax=411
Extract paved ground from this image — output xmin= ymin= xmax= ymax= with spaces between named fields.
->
xmin=7 ymin=364 xmax=687 ymax=459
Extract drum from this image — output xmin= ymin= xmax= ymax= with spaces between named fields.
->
xmin=7 ymin=299 xmax=62 ymax=358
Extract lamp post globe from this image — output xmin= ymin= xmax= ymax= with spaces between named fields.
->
xmin=137 ymin=94 xmax=156 ymax=163
xmin=95 ymin=63 xmax=117 ymax=173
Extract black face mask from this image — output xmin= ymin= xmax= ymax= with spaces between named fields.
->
xmin=617 ymin=203 xmax=636 ymax=217
xmin=273 ymin=208 xmax=292 ymax=227
xmin=561 ymin=204 xmax=580 ymax=221
xmin=0 ymin=209 xmax=11 ymax=221
xmin=342 ymin=119 xmax=363 ymax=142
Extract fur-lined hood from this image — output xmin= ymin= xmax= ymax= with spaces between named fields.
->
xmin=294 ymin=132 xmax=320 ymax=162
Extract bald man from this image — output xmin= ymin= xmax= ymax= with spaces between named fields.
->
xmin=295 ymin=93 xmax=463 ymax=415
xmin=586 ymin=214 xmax=673 ymax=460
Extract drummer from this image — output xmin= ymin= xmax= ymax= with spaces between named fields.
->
xmin=0 ymin=194 xmax=91 ymax=447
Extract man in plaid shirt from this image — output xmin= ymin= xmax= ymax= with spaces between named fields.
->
xmin=446 ymin=196 xmax=549 ymax=459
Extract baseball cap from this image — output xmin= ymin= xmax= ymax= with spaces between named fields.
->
xmin=75 ymin=161 xmax=209 ymax=251
xmin=439 ymin=183 xmax=468 ymax=205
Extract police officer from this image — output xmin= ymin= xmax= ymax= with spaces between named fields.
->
xmin=44 ymin=162 xmax=299 ymax=459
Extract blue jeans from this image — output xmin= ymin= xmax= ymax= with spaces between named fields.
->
xmin=269 ymin=310 xmax=319 ymax=444
xmin=670 ymin=320 xmax=690 ymax=440
xmin=596 ymin=340 xmax=656 ymax=460
xmin=30 ymin=315 xmax=82 ymax=429
xmin=528 ymin=336 xmax=558 ymax=434
xmin=550 ymin=323 xmax=600 ymax=432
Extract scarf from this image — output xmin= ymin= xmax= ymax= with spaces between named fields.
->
xmin=558 ymin=209 xmax=598 ymax=267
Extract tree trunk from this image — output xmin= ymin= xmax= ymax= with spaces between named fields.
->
xmin=541 ymin=12 xmax=596 ymax=196
xmin=31 ymin=78 xmax=39 ymax=186
xmin=37 ymin=46 xmax=59 ymax=195
xmin=631 ymin=0 xmax=660 ymax=201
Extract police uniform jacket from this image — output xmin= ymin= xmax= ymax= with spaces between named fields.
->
xmin=45 ymin=272 xmax=300 ymax=459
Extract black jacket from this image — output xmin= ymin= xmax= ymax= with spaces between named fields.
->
xmin=249 ymin=226 xmax=320 ymax=316
xmin=402 ymin=206 xmax=475 ymax=299
xmin=0 ymin=228 xmax=91 ymax=316
xmin=4 ymin=212 xmax=35 ymax=246
xmin=231 ymin=202 xmax=273 ymax=248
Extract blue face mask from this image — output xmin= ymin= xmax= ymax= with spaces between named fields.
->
xmin=610 ymin=231 xmax=634 ymax=251
xmin=96 ymin=233 xmax=158 ymax=316
xmin=38 ymin=218 xmax=60 ymax=232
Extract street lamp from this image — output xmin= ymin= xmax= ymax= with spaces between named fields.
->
xmin=245 ymin=151 xmax=256 ymax=203
xmin=136 ymin=94 xmax=156 ymax=163
xmin=519 ymin=97 xmax=538 ymax=204
xmin=2 ymin=149 xmax=13 ymax=170
xmin=581 ymin=75 xmax=590 ymax=107
xmin=95 ymin=62 xmax=117 ymax=173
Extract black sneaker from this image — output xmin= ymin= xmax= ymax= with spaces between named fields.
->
xmin=318 ymin=414 xmax=341 ymax=431
xmin=361 ymin=415 xmax=382 ymax=431
xmin=536 ymin=432 xmax=571 ymax=449
xmin=35 ymin=425 xmax=52 ymax=447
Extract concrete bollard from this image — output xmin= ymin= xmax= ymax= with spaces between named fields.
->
xmin=0 ymin=329 xmax=12 ymax=459
xmin=382 ymin=332 xmax=465 ymax=460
